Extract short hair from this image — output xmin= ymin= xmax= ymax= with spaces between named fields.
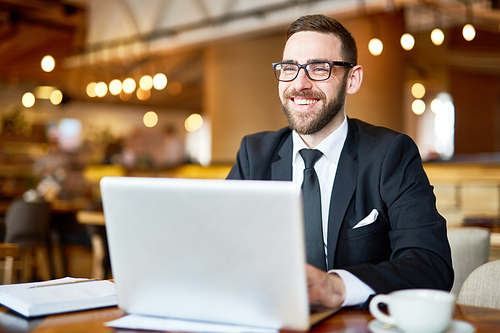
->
xmin=286 ymin=14 xmax=357 ymax=65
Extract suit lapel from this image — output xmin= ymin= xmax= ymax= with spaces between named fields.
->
xmin=271 ymin=133 xmax=293 ymax=181
xmin=327 ymin=119 xmax=358 ymax=269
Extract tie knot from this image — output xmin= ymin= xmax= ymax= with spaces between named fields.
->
xmin=299 ymin=149 xmax=323 ymax=169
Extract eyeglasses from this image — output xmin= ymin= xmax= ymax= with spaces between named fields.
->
xmin=272 ymin=61 xmax=355 ymax=82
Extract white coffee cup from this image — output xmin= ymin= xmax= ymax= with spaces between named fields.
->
xmin=369 ymin=289 xmax=456 ymax=333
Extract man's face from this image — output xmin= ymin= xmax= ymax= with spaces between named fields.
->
xmin=279 ymin=31 xmax=349 ymax=135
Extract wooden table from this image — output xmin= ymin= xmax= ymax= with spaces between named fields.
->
xmin=0 ymin=303 xmax=497 ymax=333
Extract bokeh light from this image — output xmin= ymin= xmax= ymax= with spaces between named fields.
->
xmin=41 ymin=55 xmax=55 ymax=72
xmin=185 ymin=113 xmax=203 ymax=132
xmin=143 ymin=111 xmax=158 ymax=128
xmin=22 ymin=92 xmax=36 ymax=108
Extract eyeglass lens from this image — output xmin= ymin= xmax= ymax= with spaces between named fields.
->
xmin=274 ymin=62 xmax=331 ymax=81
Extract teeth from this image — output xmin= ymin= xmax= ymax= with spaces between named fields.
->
xmin=295 ymin=98 xmax=317 ymax=105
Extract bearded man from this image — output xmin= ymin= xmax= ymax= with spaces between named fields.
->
xmin=227 ymin=14 xmax=453 ymax=309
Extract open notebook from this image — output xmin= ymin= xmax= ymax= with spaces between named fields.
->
xmin=101 ymin=177 xmax=338 ymax=331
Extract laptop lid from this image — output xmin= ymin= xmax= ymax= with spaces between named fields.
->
xmin=100 ymin=176 xmax=311 ymax=331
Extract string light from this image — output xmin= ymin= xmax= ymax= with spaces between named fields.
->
xmin=50 ymin=90 xmax=63 ymax=105
xmin=153 ymin=73 xmax=167 ymax=90
xmin=412 ymin=99 xmax=426 ymax=115
xmin=143 ymin=111 xmax=158 ymax=127
xmin=119 ymin=90 xmax=132 ymax=101
xmin=185 ymin=113 xmax=203 ymax=132
xmin=462 ymin=24 xmax=476 ymax=41
xmin=430 ymin=98 xmax=443 ymax=114
xmin=431 ymin=28 xmax=445 ymax=46
xmin=400 ymin=33 xmax=415 ymax=51
xmin=22 ymin=92 xmax=35 ymax=108
xmin=368 ymin=38 xmax=383 ymax=56
xmin=411 ymin=83 xmax=426 ymax=99
xmin=41 ymin=55 xmax=55 ymax=72
xmin=109 ymin=79 xmax=123 ymax=95
xmin=139 ymin=75 xmax=153 ymax=90
xmin=122 ymin=78 xmax=136 ymax=94
xmin=86 ymin=82 xmax=97 ymax=97
xmin=95 ymin=81 xmax=108 ymax=97
xmin=137 ymin=88 xmax=151 ymax=101
xmin=86 ymin=70 xmax=168 ymax=101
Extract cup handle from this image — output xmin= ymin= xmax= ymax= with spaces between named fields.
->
xmin=369 ymin=294 xmax=396 ymax=325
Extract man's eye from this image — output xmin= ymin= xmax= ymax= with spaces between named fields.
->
xmin=310 ymin=66 xmax=329 ymax=73
xmin=282 ymin=66 xmax=297 ymax=72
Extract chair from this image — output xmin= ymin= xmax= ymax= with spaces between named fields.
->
xmin=0 ymin=243 xmax=19 ymax=284
xmin=447 ymin=227 xmax=490 ymax=297
xmin=76 ymin=210 xmax=108 ymax=279
xmin=4 ymin=199 xmax=52 ymax=282
xmin=457 ymin=260 xmax=500 ymax=309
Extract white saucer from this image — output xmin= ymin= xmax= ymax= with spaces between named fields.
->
xmin=368 ymin=319 xmax=476 ymax=333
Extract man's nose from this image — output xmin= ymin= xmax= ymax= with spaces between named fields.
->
xmin=293 ymin=68 xmax=313 ymax=90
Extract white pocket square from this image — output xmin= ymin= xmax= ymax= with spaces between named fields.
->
xmin=352 ymin=209 xmax=379 ymax=229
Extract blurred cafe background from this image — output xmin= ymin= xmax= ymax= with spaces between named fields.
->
xmin=0 ymin=0 xmax=499 ymax=284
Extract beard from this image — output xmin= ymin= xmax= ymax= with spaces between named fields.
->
xmin=281 ymin=76 xmax=348 ymax=135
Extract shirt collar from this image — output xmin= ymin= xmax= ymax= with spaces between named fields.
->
xmin=292 ymin=116 xmax=348 ymax=165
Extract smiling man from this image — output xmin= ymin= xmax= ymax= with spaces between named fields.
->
xmin=227 ymin=14 xmax=453 ymax=309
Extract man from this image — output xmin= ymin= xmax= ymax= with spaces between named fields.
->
xmin=227 ymin=14 xmax=453 ymax=309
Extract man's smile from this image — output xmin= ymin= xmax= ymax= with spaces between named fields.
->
xmin=292 ymin=97 xmax=320 ymax=105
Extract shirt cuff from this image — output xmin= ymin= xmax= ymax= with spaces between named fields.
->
xmin=328 ymin=269 xmax=375 ymax=307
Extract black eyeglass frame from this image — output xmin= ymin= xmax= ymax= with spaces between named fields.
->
xmin=272 ymin=60 xmax=355 ymax=82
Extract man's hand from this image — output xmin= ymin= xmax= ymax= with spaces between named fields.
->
xmin=306 ymin=264 xmax=346 ymax=308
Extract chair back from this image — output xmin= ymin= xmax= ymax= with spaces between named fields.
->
xmin=457 ymin=260 xmax=500 ymax=309
xmin=447 ymin=227 xmax=490 ymax=296
xmin=4 ymin=199 xmax=52 ymax=248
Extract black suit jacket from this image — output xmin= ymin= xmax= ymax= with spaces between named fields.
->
xmin=227 ymin=118 xmax=453 ymax=298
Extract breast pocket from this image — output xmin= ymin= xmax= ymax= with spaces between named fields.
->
xmin=342 ymin=217 xmax=386 ymax=240
xmin=336 ymin=216 xmax=391 ymax=267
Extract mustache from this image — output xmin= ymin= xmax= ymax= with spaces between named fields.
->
xmin=282 ymin=89 xmax=326 ymax=100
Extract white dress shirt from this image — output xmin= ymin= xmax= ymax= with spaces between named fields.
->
xmin=292 ymin=116 xmax=375 ymax=307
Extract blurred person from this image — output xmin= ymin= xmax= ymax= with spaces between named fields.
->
xmin=162 ymin=125 xmax=186 ymax=167
xmin=227 ymin=14 xmax=453 ymax=309
xmin=32 ymin=141 xmax=69 ymax=201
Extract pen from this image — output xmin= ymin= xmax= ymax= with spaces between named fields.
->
xmin=29 ymin=279 xmax=99 ymax=289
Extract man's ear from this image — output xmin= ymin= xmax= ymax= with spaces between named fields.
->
xmin=346 ymin=65 xmax=363 ymax=95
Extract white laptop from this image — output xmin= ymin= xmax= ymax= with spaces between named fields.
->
xmin=100 ymin=176 xmax=337 ymax=331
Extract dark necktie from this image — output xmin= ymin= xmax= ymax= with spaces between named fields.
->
xmin=299 ymin=149 xmax=326 ymax=271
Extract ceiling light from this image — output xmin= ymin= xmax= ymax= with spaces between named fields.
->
xmin=400 ymin=33 xmax=415 ymax=51
xmin=412 ymin=99 xmax=426 ymax=115
xmin=139 ymin=75 xmax=153 ymax=90
xmin=153 ymin=73 xmax=167 ymax=90
xmin=41 ymin=55 xmax=55 ymax=72
xmin=431 ymin=28 xmax=445 ymax=46
xmin=430 ymin=98 xmax=443 ymax=114
xmin=143 ymin=111 xmax=158 ymax=128
xmin=137 ymin=88 xmax=151 ymax=101
xmin=122 ymin=78 xmax=136 ymax=94
xmin=22 ymin=92 xmax=35 ymax=108
xmin=462 ymin=24 xmax=476 ymax=41
xmin=50 ymin=90 xmax=63 ymax=105
xmin=95 ymin=81 xmax=108 ymax=97
xmin=368 ymin=38 xmax=383 ymax=56
xmin=109 ymin=79 xmax=122 ymax=95
xmin=119 ymin=90 xmax=132 ymax=101
xmin=185 ymin=113 xmax=203 ymax=132
xmin=86 ymin=82 xmax=97 ymax=97
xmin=411 ymin=83 xmax=426 ymax=99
